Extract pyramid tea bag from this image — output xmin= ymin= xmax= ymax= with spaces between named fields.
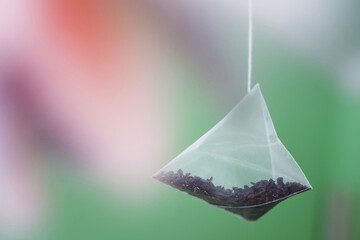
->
xmin=153 ymin=84 xmax=312 ymax=221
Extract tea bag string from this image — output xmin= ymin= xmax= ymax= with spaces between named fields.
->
xmin=247 ymin=0 xmax=253 ymax=93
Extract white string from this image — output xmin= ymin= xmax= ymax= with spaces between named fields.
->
xmin=247 ymin=0 xmax=253 ymax=93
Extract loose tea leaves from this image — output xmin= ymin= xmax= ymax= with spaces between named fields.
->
xmin=154 ymin=169 xmax=310 ymax=221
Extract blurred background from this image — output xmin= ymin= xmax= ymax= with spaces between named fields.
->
xmin=0 ymin=0 xmax=359 ymax=239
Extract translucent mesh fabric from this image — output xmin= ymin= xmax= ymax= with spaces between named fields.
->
xmin=154 ymin=84 xmax=311 ymax=221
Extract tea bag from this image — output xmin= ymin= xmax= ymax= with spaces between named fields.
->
xmin=153 ymin=84 xmax=312 ymax=221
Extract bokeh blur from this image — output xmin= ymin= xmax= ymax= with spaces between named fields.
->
xmin=0 ymin=0 xmax=359 ymax=239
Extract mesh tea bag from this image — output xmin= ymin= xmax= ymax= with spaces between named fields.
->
xmin=153 ymin=84 xmax=312 ymax=221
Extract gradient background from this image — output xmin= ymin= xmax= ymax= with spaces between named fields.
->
xmin=1 ymin=0 xmax=360 ymax=240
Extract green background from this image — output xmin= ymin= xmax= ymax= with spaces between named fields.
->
xmin=29 ymin=27 xmax=360 ymax=240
